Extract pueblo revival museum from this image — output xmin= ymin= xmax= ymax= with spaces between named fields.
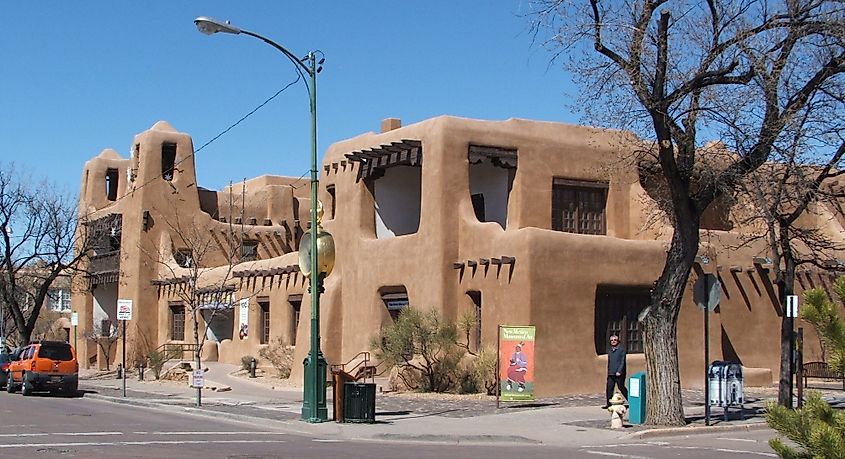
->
xmin=72 ymin=116 xmax=842 ymax=396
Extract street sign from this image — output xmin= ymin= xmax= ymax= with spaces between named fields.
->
xmin=71 ymin=312 xmax=78 ymax=326
xmin=786 ymin=295 xmax=799 ymax=318
xmin=117 ymin=299 xmax=133 ymax=321
xmin=694 ymin=273 xmax=721 ymax=311
xmin=192 ymin=369 xmax=204 ymax=388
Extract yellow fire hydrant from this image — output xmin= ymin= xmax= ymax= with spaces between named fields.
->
xmin=607 ymin=393 xmax=627 ymax=429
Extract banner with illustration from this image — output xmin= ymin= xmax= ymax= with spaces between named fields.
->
xmin=498 ymin=325 xmax=536 ymax=402
xmin=238 ymin=299 xmax=249 ymax=339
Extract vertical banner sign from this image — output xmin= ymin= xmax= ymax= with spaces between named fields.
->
xmin=70 ymin=312 xmax=79 ymax=326
xmin=238 ymin=299 xmax=249 ymax=339
xmin=117 ymin=299 xmax=133 ymax=321
xmin=786 ymin=295 xmax=799 ymax=318
xmin=499 ymin=325 xmax=536 ymax=402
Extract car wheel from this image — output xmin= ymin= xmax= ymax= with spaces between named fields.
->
xmin=21 ymin=374 xmax=32 ymax=396
xmin=6 ymin=373 xmax=15 ymax=393
xmin=64 ymin=382 xmax=78 ymax=397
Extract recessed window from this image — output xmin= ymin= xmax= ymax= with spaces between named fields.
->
xmin=326 ymin=185 xmax=336 ymax=219
xmin=594 ymin=286 xmax=648 ymax=355
xmin=468 ymin=145 xmax=517 ymax=229
xmin=288 ymin=295 xmax=302 ymax=346
xmin=170 ymin=304 xmax=185 ymax=341
xmin=162 ymin=143 xmax=177 ymax=181
xmin=259 ymin=298 xmax=270 ymax=345
xmin=174 ymin=249 xmax=193 ymax=268
xmin=467 ymin=291 xmax=482 ymax=352
xmin=240 ymin=240 xmax=259 ymax=262
xmin=380 ymin=287 xmax=409 ymax=322
xmin=105 ymin=168 xmax=119 ymax=201
xmin=48 ymin=289 xmax=72 ymax=312
xmin=552 ymin=178 xmax=608 ymax=235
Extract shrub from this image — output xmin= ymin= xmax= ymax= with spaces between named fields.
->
xmin=146 ymin=349 xmax=173 ymax=380
xmin=241 ymin=355 xmax=255 ymax=372
xmin=371 ymin=308 xmax=465 ymax=393
xmin=259 ymin=339 xmax=294 ymax=378
xmin=472 ymin=347 xmax=498 ymax=395
xmin=766 ymin=278 xmax=845 ymax=457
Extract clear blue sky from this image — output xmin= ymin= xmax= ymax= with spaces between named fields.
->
xmin=0 ymin=2 xmax=579 ymax=193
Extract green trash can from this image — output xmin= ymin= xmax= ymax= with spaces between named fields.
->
xmin=343 ymin=382 xmax=376 ymax=423
xmin=628 ymin=372 xmax=646 ymax=424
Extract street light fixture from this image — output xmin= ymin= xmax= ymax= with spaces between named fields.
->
xmin=194 ymin=16 xmax=330 ymax=423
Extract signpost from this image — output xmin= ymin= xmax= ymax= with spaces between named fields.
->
xmin=694 ymin=273 xmax=720 ymax=426
xmin=71 ymin=312 xmax=79 ymax=355
xmin=192 ymin=369 xmax=205 ymax=389
xmin=117 ymin=299 xmax=133 ymax=398
xmin=786 ymin=294 xmax=799 ymax=407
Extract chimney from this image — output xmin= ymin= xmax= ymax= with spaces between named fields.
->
xmin=380 ymin=118 xmax=401 ymax=133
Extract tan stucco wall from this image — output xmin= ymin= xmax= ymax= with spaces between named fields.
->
xmin=72 ymin=116 xmax=843 ymax=397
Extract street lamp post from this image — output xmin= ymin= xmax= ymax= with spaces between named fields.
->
xmin=194 ymin=17 xmax=329 ymax=422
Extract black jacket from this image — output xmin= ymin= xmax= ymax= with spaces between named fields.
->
xmin=607 ymin=346 xmax=627 ymax=375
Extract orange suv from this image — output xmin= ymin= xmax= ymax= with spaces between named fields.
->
xmin=7 ymin=341 xmax=79 ymax=396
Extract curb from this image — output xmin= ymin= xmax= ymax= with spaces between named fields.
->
xmin=620 ymin=421 xmax=770 ymax=440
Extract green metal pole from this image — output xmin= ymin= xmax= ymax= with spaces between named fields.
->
xmin=303 ymin=51 xmax=327 ymax=422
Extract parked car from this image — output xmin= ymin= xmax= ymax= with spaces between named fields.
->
xmin=0 ymin=353 xmax=10 ymax=388
xmin=7 ymin=341 xmax=78 ymax=396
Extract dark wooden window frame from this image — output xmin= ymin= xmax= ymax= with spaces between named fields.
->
xmin=288 ymin=295 xmax=302 ymax=346
xmin=594 ymin=286 xmax=649 ymax=355
xmin=258 ymin=298 xmax=270 ymax=345
xmin=169 ymin=303 xmax=185 ymax=341
xmin=552 ymin=178 xmax=608 ymax=235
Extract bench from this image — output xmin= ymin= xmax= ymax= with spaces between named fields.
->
xmin=802 ymin=361 xmax=845 ymax=390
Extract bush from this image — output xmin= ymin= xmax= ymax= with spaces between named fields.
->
xmin=259 ymin=339 xmax=294 ymax=378
xmin=371 ymin=308 xmax=465 ymax=393
xmin=472 ymin=347 xmax=498 ymax=395
xmin=146 ymin=349 xmax=172 ymax=380
xmin=241 ymin=355 xmax=255 ymax=372
xmin=766 ymin=278 xmax=845 ymax=457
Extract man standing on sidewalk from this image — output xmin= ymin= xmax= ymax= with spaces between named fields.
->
xmin=604 ymin=335 xmax=628 ymax=409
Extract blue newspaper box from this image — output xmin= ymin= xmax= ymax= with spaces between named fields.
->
xmin=628 ymin=371 xmax=646 ymax=424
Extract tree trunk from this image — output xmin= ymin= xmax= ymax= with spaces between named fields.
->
xmin=644 ymin=220 xmax=698 ymax=426
xmin=777 ymin=230 xmax=797 ymax=407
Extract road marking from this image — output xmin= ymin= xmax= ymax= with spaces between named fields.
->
xmin=0 ymin=432 xmax=122 ymax=438
xmin=717 ymin=437 xmax=759 ymax=443
xmin=0 ymin=439 xmax=288 ymax=448
xmin=582 ymin=451 xmax=655 ymax=459
xmin=146 ymin=431 xmax=283 ymax=436
xmin=312 ymin=439 xmax=342 ymax=443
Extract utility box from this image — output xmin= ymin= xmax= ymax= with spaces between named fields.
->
xmin=708 ymin=361 xmax=744 ymax=420
xmin=343 ymin=382 xmax=376 ymax=423
xmin=628 ymin=371 xmax=646 ymax=424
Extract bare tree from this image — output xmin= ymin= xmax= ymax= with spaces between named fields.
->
xmin=737 ymin=110 xmax=845 ymax=405
xmin=0 ymin=163 xmax=96 ymax=347
xmin=532 ymin=0 xmax=845 ymax=424
xmin=144 ymin=188 xmax=247 ymax=407
xmin=84 ymin=319 xmax=118 ymax=371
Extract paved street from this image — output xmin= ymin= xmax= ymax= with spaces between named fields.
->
xmin=0 ymin=363 xmax=811 ymax=458
xmin=0 ymin=381 xmax=788 ymax=458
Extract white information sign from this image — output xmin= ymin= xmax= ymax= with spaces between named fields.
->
xmin=786 ymin=295 xmax=799 ymax=318
xmin=117 ymin=299 xmax=133 ymax=321
xmin=192 ymin=369 xmax=204 ymax=388
xmin=238 ymin=299 xmax=249 ymax=339
xmin=71 ymin=312 xmax=79 ymax=326
xmin=629 ymin=377 xmax=641 ymax=398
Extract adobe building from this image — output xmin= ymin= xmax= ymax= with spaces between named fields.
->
xmin=72 ymin=116 xmax=843 ymax=396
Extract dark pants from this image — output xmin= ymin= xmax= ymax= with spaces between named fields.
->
xmin=606 ymin=373 xmax=628 ymax=404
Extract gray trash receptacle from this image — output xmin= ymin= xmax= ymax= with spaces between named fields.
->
xmin=343 ymin=382 xmax=376 ymax=423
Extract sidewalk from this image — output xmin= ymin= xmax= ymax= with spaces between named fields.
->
xmin=78 ymin=363 xmax=777 ymax=448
